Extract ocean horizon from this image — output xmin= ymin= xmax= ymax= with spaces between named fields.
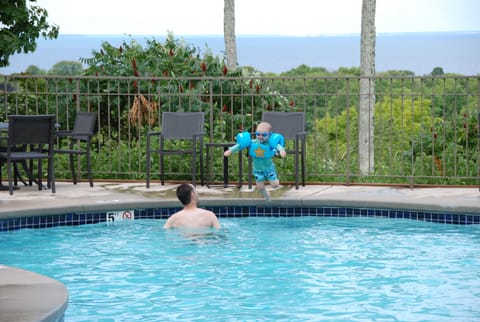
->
xmin=1 ymin=32 xmax=479 ymax=76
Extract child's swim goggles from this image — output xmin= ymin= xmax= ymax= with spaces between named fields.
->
xmin=255 ymin=132 xmax=271 ymax=137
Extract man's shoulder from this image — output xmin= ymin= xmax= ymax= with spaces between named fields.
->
xmin=170 ymin=210 xmax=183 ymax=217
xmin=198 ymin=208 xmax=217 ymax=216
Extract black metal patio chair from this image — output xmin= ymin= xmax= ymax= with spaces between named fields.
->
xmin=146 ymin=112 xmax=205 ymax=187
xmin=0 ymin=122 xmax=30 ymax=188
xmin=0 ymin=115 xmax=57 ymax=195
xmin=54 ymin=111 xmax=97 ymax=187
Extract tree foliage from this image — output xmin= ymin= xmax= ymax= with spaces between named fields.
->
xmin=79 ymin=33 xmax=292 ymax=141
xmin=25 ymin=64 xmax=46 ymax=75
xmin=49 ymin=60 xmax=83 ymax=75
xmin=0 ymin=0 xmax=59 ymax=67
xmin=2 ymin=31 xmax=476 ymax=184
xmin=431 ymin=67 xmax=444 ymax=76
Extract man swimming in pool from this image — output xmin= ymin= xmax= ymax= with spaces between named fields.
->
xmin=163 ymin=183 xmax=221 ymax=229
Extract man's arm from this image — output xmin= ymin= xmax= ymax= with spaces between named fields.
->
xmin=211 ymin=216 xmax=221 ymax=229
xmin=206 ymin=210 xmax=221 ymax=229
xmin=163 ymin=214 xmax=176 ymax=229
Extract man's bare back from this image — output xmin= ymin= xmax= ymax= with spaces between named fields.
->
xmin=163 ymin=208 xmax=220 ymax=229
xmin=163 ymin=183 xmax=221 ymax=229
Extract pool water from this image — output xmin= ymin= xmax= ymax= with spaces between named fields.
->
xmin=1 ymin=217 xmax=479 ymax=321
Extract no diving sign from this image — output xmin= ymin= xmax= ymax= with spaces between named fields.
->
xmin=106 ymin=210 xmax=135 ymax=222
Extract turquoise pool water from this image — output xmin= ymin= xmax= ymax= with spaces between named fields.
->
xmin=1 ymin=217 xmax=479 ymax=321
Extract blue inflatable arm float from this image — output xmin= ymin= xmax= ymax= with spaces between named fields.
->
xmin=268 ymin=133 xmax=285 ymax=149
xmin=235 ymin=132 xmax=252 ymax=149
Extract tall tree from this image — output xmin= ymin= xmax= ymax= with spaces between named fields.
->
xmin=49 ymin=61 xmax=83 ymax=75
xmin=25 ymin=64 xmax=46 ymax=75
xmin=0 ymin=0 xmax=59 ymax=67
xmin=359 ymin=0 xmax=376 ymax=174
xmin=223 ymin=0 xmax=238 ymax=70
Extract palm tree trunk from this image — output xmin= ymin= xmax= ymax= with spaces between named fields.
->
xmin=224 ymin=0 xmax=238 ymax=70
xmin=359 ymin=0 xmax=376 ymax=174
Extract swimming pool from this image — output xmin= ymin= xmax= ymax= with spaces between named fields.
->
xmin=1 ymin=215 xmax=479 ymax=321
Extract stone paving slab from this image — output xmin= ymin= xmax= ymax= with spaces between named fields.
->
xmin=1 ymin=181 xmax=479 ymax=217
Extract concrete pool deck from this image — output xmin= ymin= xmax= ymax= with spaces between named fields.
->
xmin=1 ymin=181 xmax=480 ymax=217
xmin=1 ymin=181 xmax=479 ymax=321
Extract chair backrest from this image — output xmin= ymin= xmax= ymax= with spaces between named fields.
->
xmin=8 ymin=115 xmax=56 ymax=146
xmin=262 ymin=112 xmax=306 ymax=139
xmin=161 ymin=112 xmax=205 ymax=139
xmin=72 ymin=111 xmax=97 ymax=140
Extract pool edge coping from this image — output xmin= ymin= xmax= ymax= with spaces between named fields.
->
xmin=1 ymin=196 xmax=479 ymax=219
xmin=0 ymin=265 xmax=68 ymax=322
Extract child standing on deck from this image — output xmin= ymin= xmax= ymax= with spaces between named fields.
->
xmin=224 ymin=122 xmax=286 ymax=201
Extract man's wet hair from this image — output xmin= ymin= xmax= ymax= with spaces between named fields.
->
xmin=176 ymin=183 xmax=194 ymax=205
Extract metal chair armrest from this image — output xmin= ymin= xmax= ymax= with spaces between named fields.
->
xmin=55 ymin=131 xmax=73 ymax=137
xmin=296 ymin=131 xmax=308 ymax=139
xmin=192 ymin=131 xmax=205 ymax=139
xmin=146 ymin=131 xmax=164 ymax=153
xmin=147 ymin=131 xmax=162 ymax=137
xmin=56 ymin=131 xmax=93 ymax=138
xmin=70 ymin=132 xmax=94 ymax=138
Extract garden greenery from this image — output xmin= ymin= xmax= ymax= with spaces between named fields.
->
xmin=2 ymin=34 xmax=479 ymax=185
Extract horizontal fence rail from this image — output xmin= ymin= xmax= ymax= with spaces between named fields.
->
xmin=1 ymin=75 xmax=479 ymax=186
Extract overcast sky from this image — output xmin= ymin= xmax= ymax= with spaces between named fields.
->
xmin=38 ymin=0 xmax=479 ymax=36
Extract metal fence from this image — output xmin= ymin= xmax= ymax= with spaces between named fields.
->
xmin=1 ymin=75 xmax=479 ymax=186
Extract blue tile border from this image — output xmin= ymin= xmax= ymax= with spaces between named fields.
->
xmin=1 ymin=206 xmax=479 ymax=231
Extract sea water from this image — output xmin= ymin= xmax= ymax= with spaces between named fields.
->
xmin=1 ymin=32 xmax=479 ymax=76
